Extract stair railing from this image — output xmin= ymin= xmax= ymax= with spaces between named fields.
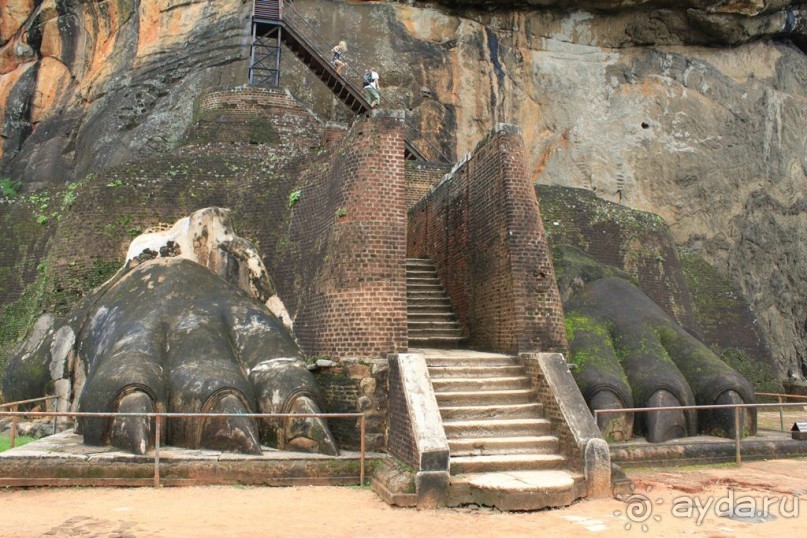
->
xmin=281 ymin=1 xmax=452 ymax=163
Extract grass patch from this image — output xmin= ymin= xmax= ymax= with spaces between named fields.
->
xmin=0 ymin=435 xmax=36 ymax=452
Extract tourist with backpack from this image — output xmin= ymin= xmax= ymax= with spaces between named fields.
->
xmin=363 ymin=70 xmax=380 ymax=108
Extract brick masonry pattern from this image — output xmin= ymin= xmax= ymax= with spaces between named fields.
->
xmin=278 ymin=113 xmax=409 ymax=360
xmin=407 ymin=128 xmax=568 ymax=355
xmin=386 ymin=358 xmax=418 ymax=468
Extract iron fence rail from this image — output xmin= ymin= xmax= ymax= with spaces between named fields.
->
xmin=1 ymin=408 xmax=366 ymax=487
xmin=754 ymin=391 xmax=807 ymax=432
xmin=0 ymin=395 xmax=60 ymax=450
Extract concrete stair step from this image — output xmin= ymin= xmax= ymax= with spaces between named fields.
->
xmin=431 ymin=376 xmax=530 ymax=392
xmin=407 ymin=301 xmax=453 ymax=309
xmin=409 ymin=330 xmax=464 ymax=339
xmin=448 ymin=471 xmax=586 ymax=510
xmin=407 ymin=297 xmax=452 ymax=306
xmin=425 ymin=356 xmax=517 ymax=368
xmin=449 ymin=454 xmax=565 ymax=474
xmin=428 ymin=365 xmax=525 ymax=379
xmin=407 ymin=289 xmax=450 ymax=298
xmin=406 ymin=282 xmax=444 ymax=290
xmin=443 ymin=418 xmax=552 ymax=438
xmin=405 ymin=258 xmax=433 ymax=265
xmin=448 ymin=435 xmax=559 ymax=456
xmin=408 ymin=314 xmax=455 ymax=322
xmin=408 ymin=320 xmax=462 ymax=329
xmin=438 ymin=402 xmax=543 ymax=420
xmin=408 ymin=336 xmax=466 ymax=348
xmin=406 ymin=275 xmax=441 ymax=284
xmin=408 ymin=313 xmax=454 ymax=322
xmin=435 ymin=389 xmax=536 ymax=406
xmin=406 ymin=272 xmax=438 ymax=280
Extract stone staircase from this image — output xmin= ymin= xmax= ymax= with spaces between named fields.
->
xmin=423 ymin=349 xmax=586 ymax=510
xmin=406 ymin=258 xmax=465 ymax=348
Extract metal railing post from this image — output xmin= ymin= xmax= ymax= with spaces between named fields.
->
xmin=778 ymin=395 xmax=784 ymax=431
xmin=360 ymin=414 xmax=366 ymax=487
xmin=734 ymin=407 xmax=741 ymax=464
xmin=154 ymin=415 xmax=161 ymax=488
xmin=9 ymin=404 xmax=18 ymax=449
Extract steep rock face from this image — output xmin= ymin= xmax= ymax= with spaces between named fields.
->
xmin=1 ymin=0 xmax=805 ymax=378
xmin=0 ymin=0 xmax=251 ymax=188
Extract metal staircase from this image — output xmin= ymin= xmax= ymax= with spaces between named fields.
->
xmin=249 ymin=0 xmax=447 ymax=163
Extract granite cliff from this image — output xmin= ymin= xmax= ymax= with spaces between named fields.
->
xmin=1 ymin=0 xmax=805 ymax=380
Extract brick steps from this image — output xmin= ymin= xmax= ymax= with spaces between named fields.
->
xmin=416 ymin=348 xmax=585 ymax=510
xmin=406 ymin=258 xmax=465 ymax=348
xmin=429 ymin=365 xmax=525 ymax=379
xmin=439 ymin=402 xmax=543 ymax=420
xmin=448 ymin=435 xmax=559 ymax=456
xmin=450 ymin=454 xmax=565 ymax=474
xmin=435 ymin=389 xmax=537 ymax=406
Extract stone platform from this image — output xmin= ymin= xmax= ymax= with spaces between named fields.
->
xmin=0 ymin=431 xmax=384 ymax=487
xmin=610 ymin=429 xmax=807 ymax=467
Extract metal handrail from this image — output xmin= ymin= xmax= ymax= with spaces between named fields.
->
xmin=1 ymin=408 xmax=367 ymax=487
xmin=754 ymin=392 xmax=807 ymax=432
xmin=0 ymin=395 xmax=61 ymax=449
xmin=0 ymin=396 xmax=58 ymax=409
xmin=595 ymin=401 xmax=807 ymax=464
xmin=281 ymin=1 xmax=451 ymax=163
xmin=755 ymin=391 xmax=807 ymax=400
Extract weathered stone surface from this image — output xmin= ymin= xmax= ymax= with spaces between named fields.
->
xmin=3 ymin=210 xmax=339 ymax=456
xmin=0 ymin=0 xmax=249 ymax=187
xmin=566 ymin=276 xmax=757 ymax=441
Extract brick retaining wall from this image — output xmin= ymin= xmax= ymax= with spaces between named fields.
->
xmin=278 ymin=112 xmax=408 ymax=360
xmin=404 ymin=161 xmax=450 ymax=208
xmin=408 ymin=125 xmax=567 ymax=355
xmin=386 ymin=358 xmax=418 ymax=468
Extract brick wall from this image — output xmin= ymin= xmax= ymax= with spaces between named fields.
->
xmin=386 ymin=357 xmax=418 ymax=468
xmin=277 ymin=111 xmax=408 ymax=360
xmin=323 ymin=121 xmax=348 ymax=149
xmin=314 ymin=358 xmax=388 ymax=452
xmin=408 ymin=125 xmax=568 ymax=355
xmin=187 ymin=86 xmax=324 ymax=152
xmin=404 ymin=161 xmax=450 ymax=208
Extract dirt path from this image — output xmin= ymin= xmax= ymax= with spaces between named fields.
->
xmin=0 ymin=459 xmax=804 ymax=537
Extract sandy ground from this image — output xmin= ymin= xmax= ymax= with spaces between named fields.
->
xmin=0 ymin=459 xmax=804 ymax=537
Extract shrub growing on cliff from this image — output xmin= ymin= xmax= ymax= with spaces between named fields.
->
xmin=0 ymin=178 xmax=22 ymax=199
